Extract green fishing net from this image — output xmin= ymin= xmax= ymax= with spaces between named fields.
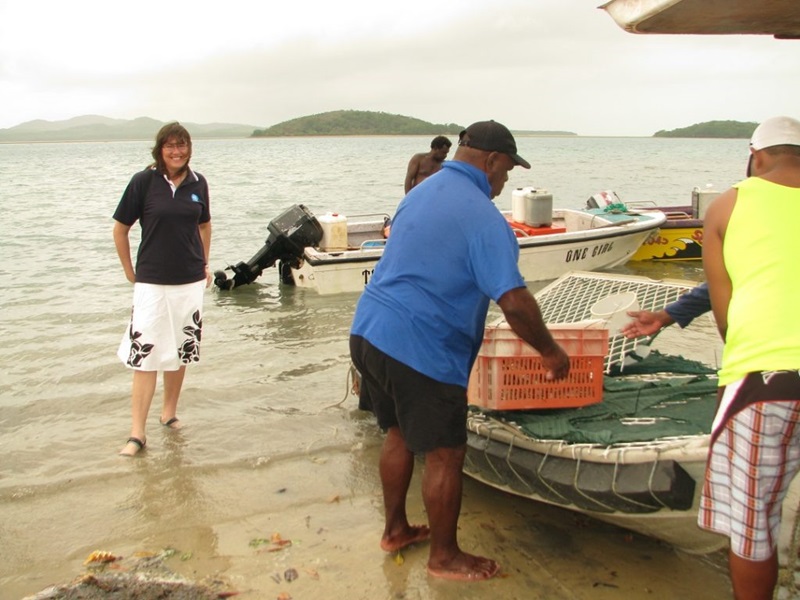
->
xmin=477 ymin=350 xmax=719 ymax=445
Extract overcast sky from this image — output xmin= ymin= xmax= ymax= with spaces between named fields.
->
xmin=1 ymin=0 xmax=798 ymax=136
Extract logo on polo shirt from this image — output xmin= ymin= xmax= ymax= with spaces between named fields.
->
xmin=191 ymin=194 xmax=200 ymax=203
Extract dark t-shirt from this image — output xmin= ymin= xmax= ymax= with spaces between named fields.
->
xmin=113 ymin=167 xmax=210 ymax=284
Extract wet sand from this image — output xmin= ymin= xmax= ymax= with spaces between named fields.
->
xmin=5 ymin=409 xmax=740 ymax=600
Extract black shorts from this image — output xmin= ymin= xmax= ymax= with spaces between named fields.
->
xmin=349 ymin=335 xmax=468 ymax=454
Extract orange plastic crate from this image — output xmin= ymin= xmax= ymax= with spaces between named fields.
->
xmin=506 ymin=219 xmax=567 ymax=237
xmin=467 ymin=323 xmax=609 ymax=410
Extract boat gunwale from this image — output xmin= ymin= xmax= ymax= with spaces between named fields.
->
xmin=301 ymin=209 xmax=666 ymax=265
xmin=659 ymin=219 xmax=703 ymax=229
xmin=467 ymin=414 xmax=710 ymax=465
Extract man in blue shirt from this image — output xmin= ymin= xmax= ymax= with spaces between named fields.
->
xmin=350 ymin=121 xmax=570 ymax=581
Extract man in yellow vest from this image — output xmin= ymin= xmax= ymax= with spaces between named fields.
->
xmin=700 ymin=115 xmax=800 ymax=600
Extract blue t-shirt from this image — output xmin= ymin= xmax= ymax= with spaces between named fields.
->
xmin=664 ymin=282 xmax=710 ymax=328
xmin=350 ymin=161 xmax=526 ymax=387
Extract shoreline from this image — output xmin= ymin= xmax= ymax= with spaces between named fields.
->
xmin=4 ymin=417 xmax=739 ymax=600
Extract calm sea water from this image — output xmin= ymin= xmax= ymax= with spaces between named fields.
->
xmin=0 ymin=136 xmax=746 ymax=598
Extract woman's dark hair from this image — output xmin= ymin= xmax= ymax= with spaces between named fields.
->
xmin=150 ymin=122 xmax=192 ymax=175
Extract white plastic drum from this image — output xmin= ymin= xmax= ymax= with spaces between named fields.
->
xmin=317 ymin=213 xmax=348 ymax=251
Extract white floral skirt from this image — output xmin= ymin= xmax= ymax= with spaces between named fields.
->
xmin=117 ymin=280 xmax=205 ymax=371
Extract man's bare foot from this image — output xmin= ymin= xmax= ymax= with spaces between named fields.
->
xmin=427 ymin=552 xmax=499 ymax=581
xmin=380 ymin=524 xmax=431 ymax=552
xmin=119 ymin=437 xmax=146 ymax=457
xmin=160 ymin=417 xmax=182 ymax=430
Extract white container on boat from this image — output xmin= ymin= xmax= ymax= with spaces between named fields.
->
xmin=589 ymin=292 xmax=639 ymax=334
xmin=511 ymin=187 xmax=553 ymax=227
xmin=317 ymin=213 xmax=348 ymax=251
xmin=691 ymin=185 xmax=720 ymax=220
xmin=511 ymin=188 xmax=527 ymax=222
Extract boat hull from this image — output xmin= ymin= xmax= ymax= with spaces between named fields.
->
xmin=290 ymin=209 xmax=666 ymax=295
xmin=629 ymin=221 xmax=703 ymax=261
xmin=464 ymin=416 xmax=727 ymax=554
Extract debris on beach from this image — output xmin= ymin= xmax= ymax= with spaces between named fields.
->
xmin=22 ymin=552 xmax=238 ymax=600
xmin=268 ymin=567 xmax=300 ymax=584
xmin=83 ymin=551 xmax=120 ymax=566
xmin=250 ymin=532 xmax=293 ymax=553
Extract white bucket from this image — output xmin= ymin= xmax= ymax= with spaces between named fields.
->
xmin=589 ymin=292 xmax=639 ymax=333
xmin=317 ymin=213 xmax=348 ymax=251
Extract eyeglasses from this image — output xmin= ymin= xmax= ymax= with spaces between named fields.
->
xmin=164 ymin=142 xmax=189 ymax=151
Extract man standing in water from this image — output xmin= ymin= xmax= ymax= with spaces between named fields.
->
xmin=403 ymin=135 xmax=452 ymax=193
xmin=350 ymin=121 xmax=570 ymax=581
xmin=699 ymin=115 xmax=800 ymax=600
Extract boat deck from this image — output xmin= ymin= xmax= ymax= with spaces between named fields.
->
xmin=535 ymin=271 xmax=695 ymax=372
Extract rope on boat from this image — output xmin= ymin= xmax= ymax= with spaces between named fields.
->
xmin=473 ymin=421 xmax=570 ymax=505
xmin=570 ymin=448 xmax=618 ymax=512
xmin=646 ymin=453 xmax=671 ymax=510
xmin=477 ymin=423 xmax=508 ymax=485
xmin=609 ymin=454 xmax=663 ymax=512
xmin=535 ymin=444 xmax=571 ymax=505
xmin=503 ymin=434 xmax=537 ymax=496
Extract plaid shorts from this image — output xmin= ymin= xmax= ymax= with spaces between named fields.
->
xmin=697 ymin=371 xmax=800 ymax=560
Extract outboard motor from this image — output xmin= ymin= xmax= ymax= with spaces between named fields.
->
xmin=214 ymin=204 xmax=323 ymax=290
xmin=586 ymin=190 xmax=622 ymax=209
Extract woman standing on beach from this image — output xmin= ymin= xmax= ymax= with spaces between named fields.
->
xmin=113 ymin=122 xmax=212 ymax=456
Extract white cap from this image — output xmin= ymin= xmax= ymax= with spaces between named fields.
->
xmin=750 ymin=116 xmax=800 ymax=151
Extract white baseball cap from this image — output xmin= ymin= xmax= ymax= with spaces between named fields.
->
xmin=750 ymin=116 xmax=800 ymax=151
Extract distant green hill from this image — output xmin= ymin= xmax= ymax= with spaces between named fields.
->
xmin=1 ymin=111 xmax=576 ymax=142
xmin=0 ymin=115 xmax=259 ymax=142
xmin=653 ymin=120 xmax=758 ymax=139
xmin=253 ymin=110 xmax=463 ymax=137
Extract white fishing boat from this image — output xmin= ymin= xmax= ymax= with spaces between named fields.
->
xmin=463 ymin=271 xmax=729 ymax=554
xmin=213 ymin=192 xmax=667 ymax=295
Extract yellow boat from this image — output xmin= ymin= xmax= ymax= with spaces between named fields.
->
xmin=629 ymin=206 xmax=702 ymax=261
xmin=627 ymin=186 xmax=719 ymax=261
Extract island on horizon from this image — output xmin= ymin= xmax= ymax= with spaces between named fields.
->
xmin=0 ymin=111 xmax=757 ymax=142
xmin=654 ymin=120 xmax=758 ymax=139
xmin=251 ymin=110 xmax=576 ymax=138
xmin=0 ymin=110 xmax=578 ymax=143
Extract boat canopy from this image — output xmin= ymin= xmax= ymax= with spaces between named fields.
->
xmin=600 ymin=0 xmax=800 ymax=39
